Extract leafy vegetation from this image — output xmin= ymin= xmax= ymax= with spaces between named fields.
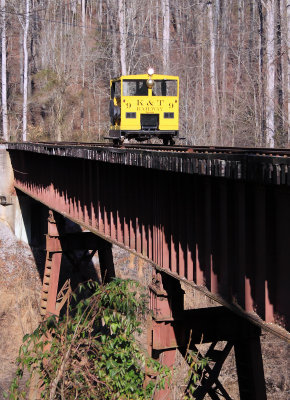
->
xmin=183 ymin=347 xmax=210 ymax=399
xmin=7 ymin=279 xmax=170 ymax=399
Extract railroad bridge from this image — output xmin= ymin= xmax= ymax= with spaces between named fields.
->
xmin=3 ymin=142 xmax=290 ymax=399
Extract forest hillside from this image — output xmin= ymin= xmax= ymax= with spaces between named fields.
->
xmin=0 ymin=0 xmax=289 ymax=147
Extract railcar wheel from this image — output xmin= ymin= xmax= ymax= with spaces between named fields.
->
xmin=163 ymin=138 xmax=169 ymax=146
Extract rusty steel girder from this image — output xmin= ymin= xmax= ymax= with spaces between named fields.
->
xmin=40 ymin=210 xmax=116 ymax=317
xmin=148 ymin=271 xmax=266 ymax=400
xmin=7 ymin=146 xmax=290 ymax=333
xmin=40 ymin=210 xmax=62 ymax=317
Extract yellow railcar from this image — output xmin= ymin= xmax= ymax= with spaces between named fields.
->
xmin=108 ymin=69 xmax=179 ymax=145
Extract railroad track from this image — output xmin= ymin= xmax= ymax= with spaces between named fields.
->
xmin=21 ymin=141 xmax=290 ymax=157
xmin=4 ymin=140 xmax=290 ymax=157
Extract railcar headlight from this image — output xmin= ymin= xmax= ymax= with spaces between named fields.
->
xmin=146 ymin=78 xmax=154 ymax=89
xmin=148 ymin=67 xmax=154 ymax=76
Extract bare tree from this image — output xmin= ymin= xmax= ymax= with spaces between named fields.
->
xmin=236 ymin=0 xmax=244 ymax=83
xmin=220 ymin=0 xmax=228 ymax=127
xmin=119 ymin=0 xmax=127 ymax=75
xmin=162 ymin=0 xmax=170 ymax=73
xmin=277 ymin=0 xmax=284 ymax=143
xmin=80 ymin=0 xmax=86 ymax=135
xmin=208 ymin=0 xmax=217 ymax=145
xmin=2 ymin=0 xmax=287 ymax=147
xmin=1 ymin=0 xmax=8 ymax=141
xmin=265 ymin=0 xmax=275 ymax=147
xmin=22 ymin=0 xmax=30 ymax=141
xmin=287 ymin=0 xmax=290 ymax=143
xmin=81 ymin=0 xmax=86 ymax=35
xmin=258 ymin=0 xmax=266 ymax=145
xmin=108 ymin=0 xmax=118 ymax=76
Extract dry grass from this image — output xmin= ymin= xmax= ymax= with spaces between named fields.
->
xmin=0 ymin=222 xmax=41 ymax=396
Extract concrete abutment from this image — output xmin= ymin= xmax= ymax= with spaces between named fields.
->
xmin=0 ymin=145 xmax=32 ymax=242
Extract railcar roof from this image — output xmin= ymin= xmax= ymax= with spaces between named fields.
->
xmin=111 ymin=74 xmax=179 ymax=81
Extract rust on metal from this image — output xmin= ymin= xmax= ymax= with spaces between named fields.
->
xmin=7 ymin=143 xmax=290 ymax=335
xmin=40 ymin=210 xmax=62 ymax=317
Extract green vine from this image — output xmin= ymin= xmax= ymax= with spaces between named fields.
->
xmin=7 ymin=279 xmax=170 ymax=399
xmin=183 ymin=332 xmax=210 ymax=399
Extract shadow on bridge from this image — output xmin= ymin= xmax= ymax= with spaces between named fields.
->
xmin=17 ymin=192 xmax=116 ymax=317
xmin=10 ymin=150 xmax=290 ymax=331
xmin=10 ymin=150 xmax=290 ymax=399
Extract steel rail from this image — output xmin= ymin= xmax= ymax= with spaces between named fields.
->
xmin=3 ymin=141 xmax=290 ymax=157
xmin=5 ymin=140 xmax=290 ymax=157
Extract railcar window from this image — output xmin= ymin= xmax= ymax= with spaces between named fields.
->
xmin=153 ymin=80 xmax=178 ymax=96
xmin=123 ymin=80 xmax=148 ymax=96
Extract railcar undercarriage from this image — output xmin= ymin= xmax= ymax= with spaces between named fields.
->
xmin=108 ymin=130 xmax=178 ymax=145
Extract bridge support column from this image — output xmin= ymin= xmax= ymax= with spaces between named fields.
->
xmin=148 ymin=270 xmax=267 ymax=399
xmin=234 ymin=336 xmax=267 ymax=400
xmin=149 ymin=270 xmax=184 ymax=399
xmin=40 ymin=210 xmax=62 ymax=317
xmin=40 ymin=210 xmax=116 ymax=318
xmin=98 ymin=241 xmax=115 ymax=283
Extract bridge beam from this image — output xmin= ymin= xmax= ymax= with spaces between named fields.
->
xmin=149 ymin=270 xmax=266 ymax=399
xmin=7 ymin=147 xmax=290 ymax=333
xmin=149 ymin=270 xmax=184 ymax=399
xmin=40 ymin=210 xmax=62 ymax=317
xmin=40 ymin=210 xmax=116 ymax=317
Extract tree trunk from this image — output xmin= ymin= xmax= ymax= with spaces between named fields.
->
xmin=200 ymin=4 xmax=206 ymax=142
xmin=149 ymin=0 xmax=153 ymax=52
xmin=265 ymin=0 xmax=275 ymax=147
xmin=214 ymin=0 xmax=220 ymax=50
xmin=1 ymin=0 xmax=8 ymax=141
xmin=287 ymin=0 xmax=290 ymax=143
xmin=208 ymin=1 xmax=217 ymax=145
xmin=278 ymin=0 xmax=288 ymax=142
xmin=109 ymin=0 xmax=118 ymax=76
xmin=173 ymin=0 xmax=181 ymax=36
xmin=248 ymin=0 xmax=254 ymax=69
xmin=80 ymin=0 xmax=86 ymax=137
xmin=156 ymin=0 xmax=159 ymax=43
xmin=277 ymin=0 xmax=284 ymax=144
xmin=98 ymin=0 xmax=103 ymax=25
xmin=23 ymin=0 xmax=30 ymax=142
xmin=221 ymin=0 xmax=229 ymax=143
xmin=162 ymin=0 xmax=170 ymax=74
xmin=237 ymin=0 xmax=244 ymax=83
xmin=118 ymin=0 xmax=127 ymax=75
xmin=81 ymin=0 xmax=86 ymax=36
xmin=258 ymin=0 xmax=266 ymax=146
xmin=249 ymin=0 xmax=260 ymax=144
